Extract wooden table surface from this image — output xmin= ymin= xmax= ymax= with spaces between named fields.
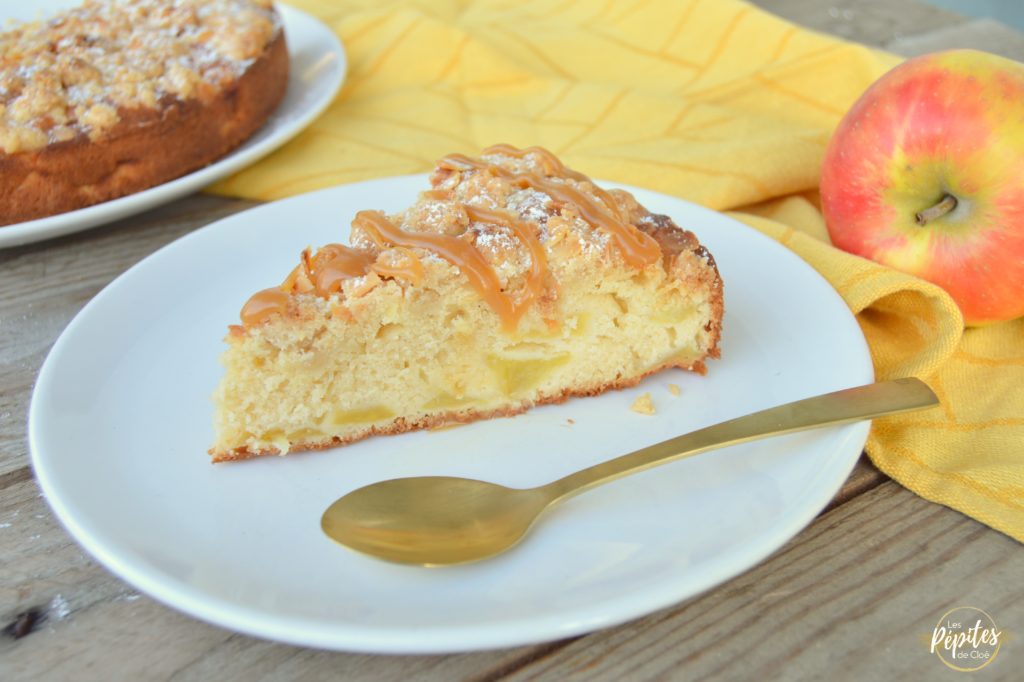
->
xmin=2 ymin=1 xmax=1022 ymax=679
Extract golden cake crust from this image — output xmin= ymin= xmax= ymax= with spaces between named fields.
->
xmin=0 ymin=1 xmax=288 ymax=225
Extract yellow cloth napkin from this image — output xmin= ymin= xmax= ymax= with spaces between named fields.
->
xmin=211 ymin=0 xmax=1024 ymax=542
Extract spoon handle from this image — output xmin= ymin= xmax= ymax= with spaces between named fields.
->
xmin=539 ymin=377 xmax=938 ymax=502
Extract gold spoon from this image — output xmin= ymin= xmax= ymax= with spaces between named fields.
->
xmin=322 ymin=378 xmax=938 ymax=566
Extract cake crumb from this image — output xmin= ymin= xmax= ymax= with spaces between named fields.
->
xmin=630 ymin=393 xmax=656 ymax=415
xmin=668 ymin=384 xmax=680 ymax=396
xmin=567 ymin=418 xmax=575 ymax=424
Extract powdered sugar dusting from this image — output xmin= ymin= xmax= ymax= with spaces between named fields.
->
xmin=571 ymin=213 xmax=611 ymax=258
xmin=467 ymin=222 xmax=529 ymax=285
xmin=482 ymin=150 xmax=546 ymax=175
xmin=469 ymin=223 xmax=519 ymax=253
xmin=419 ymin=201 xmax=448 ymax=226
xmin=446 ymin=150 xmax=622 ymax=263
xmin=505 ymin=188 xmax=551 ymax=227
xmin=463 ymin=193 xmax=499 ymax=210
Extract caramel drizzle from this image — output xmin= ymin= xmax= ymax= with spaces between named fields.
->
xmin=372 ymin=248 xmax=426 ymax=284
xmin=353 ymin=209 xmax=546 ymax=331
xmin=241 ymin=205 xmax=549 ymax=330
xmin=463 ymin=204 xmax=548 ymax=325
xmin=294 ymin=243 xmax=373 ymax=294
xmin=482 ymin=144 xmax=628 ymax=223
xmin=481 ymin=144 xmax=623 ymax=221
xmin=239 ymin=243 xmax=424 ymax=326
xmin=440 ymin=147 xmax=659 ymax=267
xmin=239 ymin=287 xmax=291 ymax=327
xmin=482 ymin=143 xmax=590 ymax=182
xmin=240 ymin=145 xmax=644 ymax=329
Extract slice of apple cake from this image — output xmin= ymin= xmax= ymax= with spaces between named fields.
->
xmin=210 ymin=145 xmax=723 ymax=461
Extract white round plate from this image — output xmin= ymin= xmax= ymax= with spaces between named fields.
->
xmin=0 ymin=1 xmax=345 ymax=249
xmin=30 ymin=176 xmax=873 ymax=653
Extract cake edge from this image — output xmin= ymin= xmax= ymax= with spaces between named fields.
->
xmin=0 ymin=24 xmax=289 ymax=225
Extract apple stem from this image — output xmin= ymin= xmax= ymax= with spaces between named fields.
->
xmin=915 ymin=194 xmax=957 ymax=226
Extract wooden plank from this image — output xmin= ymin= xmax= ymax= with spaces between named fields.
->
xmin=0 ymin=195 xmax=255 ymax=478
xmin=499 ymin=481 xmax=1023 ymax=681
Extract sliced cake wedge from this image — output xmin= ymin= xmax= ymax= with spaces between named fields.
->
xmin=210 ymin=145 xmax=723 ymax=461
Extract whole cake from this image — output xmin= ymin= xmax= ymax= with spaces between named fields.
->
xmin=0 ymin=0 xmax=288 ymax=225
xmin=210 ymin=145 xmax=724 ymax=461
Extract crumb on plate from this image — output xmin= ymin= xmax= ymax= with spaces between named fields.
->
xmin=630 ymin=392 xmax=656 ymax=415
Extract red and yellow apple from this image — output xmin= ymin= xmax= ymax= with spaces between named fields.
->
xmin=821 ymin=49 xmax=1024 ymax=326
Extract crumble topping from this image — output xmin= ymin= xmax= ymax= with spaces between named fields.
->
xmin=505 ymin=187 xmax=553 ymax=228
xmin=0 ymin=0 xmax=278 ymax=153
xmin=467 ymin=221 xmax=532 ymax=286
xmin=333 ymin=148 xmax=683 ymax=315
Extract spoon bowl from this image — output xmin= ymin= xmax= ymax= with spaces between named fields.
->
xmin=322 ymin=476 xmax=552 ymax=565
xmin=322 ymin=378 xmax=939 ymax=565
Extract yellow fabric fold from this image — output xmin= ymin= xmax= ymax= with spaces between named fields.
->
xmin=211 ymin=0 xmax=1024 ymax=541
